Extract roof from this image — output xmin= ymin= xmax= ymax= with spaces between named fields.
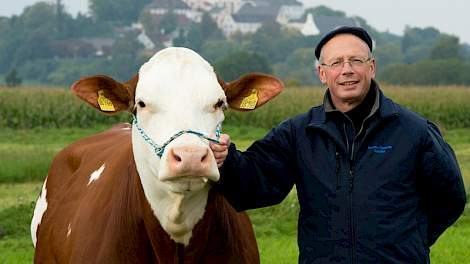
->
xmin=232 ymin=2 xmax=280 ymax=23
xmin=79 ymin=38 xmax=115 ymax=49
xmin=251 ymin=0 xmax=302 ymax=6
xmin=147 ymin=0 xmax=190 ymax=10
xmin=209 ymin=6 xmax=224 ymax=14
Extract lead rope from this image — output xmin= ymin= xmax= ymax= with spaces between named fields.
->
xmin=132 ymin=115 xmax=221 ymax=158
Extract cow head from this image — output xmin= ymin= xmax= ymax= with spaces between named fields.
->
xmin=72 ymin=47 xmax=283 ymax=244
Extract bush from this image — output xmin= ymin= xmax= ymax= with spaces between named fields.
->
xmin=5 ymin=69 xmax=22 ymax=87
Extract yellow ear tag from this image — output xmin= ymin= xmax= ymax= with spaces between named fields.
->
xmin=239 ymin=89 xmax=258 ymax=110
xmin=97 ymin=90 xmax=115 ymax=112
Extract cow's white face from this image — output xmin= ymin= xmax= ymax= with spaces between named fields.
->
xmin=71 ymin=46 xmax=283 ymax=244
xmin=132 ymin=47 xmax=225 ymax=195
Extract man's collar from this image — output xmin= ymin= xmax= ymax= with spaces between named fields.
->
xmin=310 ymin=79 xmax=397 ymax=125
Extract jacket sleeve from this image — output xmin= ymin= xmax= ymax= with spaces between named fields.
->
xmin=418 ymin=121 xmax=467 ymax=246
xmin=215 ymin=119 xmax=296 ymax=212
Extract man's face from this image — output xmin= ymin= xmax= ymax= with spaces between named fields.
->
xmin=317 ymin=34 xmax=376 ymax=108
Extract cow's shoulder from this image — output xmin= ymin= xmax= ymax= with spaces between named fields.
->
xmin=53 ymin=123 xmax=131 ymax=170
xmin=46 ymin=123 xmax=133 ymax=198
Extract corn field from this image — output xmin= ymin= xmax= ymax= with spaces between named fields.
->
xmin=1 ymin=85 xmax=469 ymax=129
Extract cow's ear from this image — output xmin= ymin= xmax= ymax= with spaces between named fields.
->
xmin=71 ymin=74 xmax=138 ymax=114
xmin=220 ymin=73 xmax=283 ymax=111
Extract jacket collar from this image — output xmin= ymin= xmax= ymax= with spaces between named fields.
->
xmin=308 ymin=79 xmax=397 ymax=127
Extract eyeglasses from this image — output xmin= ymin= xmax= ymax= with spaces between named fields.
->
xmin=321 ymin=57 xmax=372 ymax=70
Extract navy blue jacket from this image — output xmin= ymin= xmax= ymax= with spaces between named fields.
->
xmin=217 ymin=82 xmax=466 ymax=264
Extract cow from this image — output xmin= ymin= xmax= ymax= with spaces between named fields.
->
xmin=31 ymin=47 xmax=283 ymax=263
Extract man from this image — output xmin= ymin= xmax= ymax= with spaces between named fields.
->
xmin=210 ymin=26 xmax=467 ymax=263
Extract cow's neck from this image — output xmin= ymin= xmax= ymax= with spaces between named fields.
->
xmin=132 ymin=142 xmax=209 ymax=245
xmin=148 ymin=184 xmax=210 ymax=245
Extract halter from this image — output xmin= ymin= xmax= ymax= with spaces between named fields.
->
xmin=132 ymin=115 xmax=221 ymax=158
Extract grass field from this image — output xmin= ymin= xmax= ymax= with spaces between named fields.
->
xmin=0 ymin=125 xmax=469 ymax=263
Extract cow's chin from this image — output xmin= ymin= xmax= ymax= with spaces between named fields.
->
xmin=164 ymin=177 xmax=213 ymax=194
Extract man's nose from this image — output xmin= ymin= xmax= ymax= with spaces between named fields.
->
xmin=340 ymin=62 xmax=355 ymax=74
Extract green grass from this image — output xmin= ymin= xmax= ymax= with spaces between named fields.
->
xmin=0 ymin=183 xmax=39 ymax=264
xmin=0 ymin=127 xmax=106 ymax=183
xmin=0 ymin=127 xmax=468 ymax=263
xmin=444 ymin=129 xmax=470 ymax=194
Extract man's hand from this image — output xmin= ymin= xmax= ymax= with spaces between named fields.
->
xmin=210 ymin=134 xmax=231 ymax=168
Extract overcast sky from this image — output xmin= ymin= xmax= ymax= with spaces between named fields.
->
xmin=1 ymin=0 xmax=469 ymax=44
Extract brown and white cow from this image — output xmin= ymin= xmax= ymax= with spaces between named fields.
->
xmin=31 ymin=47 xmax=283 ymax=263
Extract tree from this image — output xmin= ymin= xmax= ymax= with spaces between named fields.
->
xmin=430 ymin=35 xmax=462 ymax=60
xmin=214 ymin=51 xmax=272 ymax=81
xmin=173 ymin=13 xmax=224 ymax=53
xmin=107 ymin=33 xmax=146 ymax=81
xmin=200 ymin=40 xmax=244 ymax=63
xmin=89 ymin=0 xmax=151 ymax=25
xmin=374 ymin=43 xmax=404 ymax=67
xmin=200 ymin=13 xmax=224 ymax=40
xmin=273 ymin=48 xmax=318 ymax=85
xmin=402 ymin=26 xmax=440 ymax=53
xmin=159 ymin=11 xmax=178 ymax=35
xmin=5 ymin=69 xmax=22 ymax=87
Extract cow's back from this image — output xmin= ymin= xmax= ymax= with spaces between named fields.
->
xmin=34 ymin=124 xmax=156 ymax=263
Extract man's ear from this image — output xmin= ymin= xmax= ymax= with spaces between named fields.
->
xmin=219 ymin=73 xmax=283 ymax=111
xmin=317 ymin=65 xmax=327 ymax=84
xmin=71 ymin=74 xmax=138 ymax=114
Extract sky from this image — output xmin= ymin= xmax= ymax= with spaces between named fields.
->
xmin=1 ymin=0 xmax=469 ymax=44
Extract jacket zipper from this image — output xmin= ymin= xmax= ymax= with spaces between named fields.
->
xmin=335 ymin=151 xmax=341 ymax=190
xmin=343 ymin=121 xmax=357 ymax=264
xmin=349 ymin=161 xmax=357 ymax=264
xmin=348 ymin=115 xmax=373 ymax=264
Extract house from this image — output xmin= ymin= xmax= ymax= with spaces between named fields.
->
xmin=147 ymin=0 xmax=201 ymax=22
xmin=212 ymin=0 xmax=306 ymax=36
xmin=184 ymin=0 xmax=244 ymax=13
xmin=79 ymin=38 xmax=115 ymax=57
xmin=140 ymin=0 xmax=364 ymax=43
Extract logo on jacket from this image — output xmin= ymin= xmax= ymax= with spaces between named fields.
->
xmin=368 ymin=145 xmax=393 ymax=154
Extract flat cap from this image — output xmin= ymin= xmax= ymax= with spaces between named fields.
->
xmin=315 ymin=26 xmax=373 ymax=59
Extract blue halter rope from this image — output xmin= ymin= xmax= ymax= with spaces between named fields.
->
xmin=132 ymin=115 xmax=221 ymax=158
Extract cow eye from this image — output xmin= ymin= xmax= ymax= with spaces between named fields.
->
xmin=214 ymin=99 xmax=226 ymax=110
xmin=137 ymin=101 xmax=146 ymax=108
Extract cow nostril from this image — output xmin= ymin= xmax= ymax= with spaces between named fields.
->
xmin=201 ymin=149 xmax=209 ymax=163
xmin=171 ymin=149 xmax=182 ymax=162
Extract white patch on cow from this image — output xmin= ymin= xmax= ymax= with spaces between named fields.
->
xmin=67 ymin=223 xmax=72 ymax=238
xmin=88 ymin=164 xmax=105 ymax=185
xmin=132 ymin=47 xmax=225 ymax=245
xmin=31 ymin=178 xmax=48 ymax=247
